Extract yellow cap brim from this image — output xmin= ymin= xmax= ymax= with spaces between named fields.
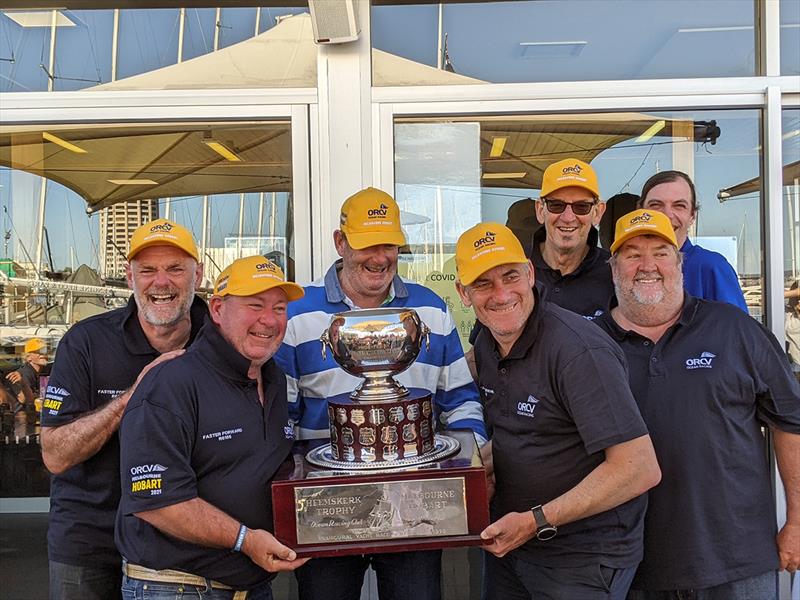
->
xmin=540 ymin=181 xmax=599 ymax=199
xmin=459 ymin=256 xmax=528 ymax=286
xmin=127 ymin=239 xmax=199 ymax=261
xmin=610 ymin=229 xmax=677 ymax=254
xmin=343 ymin=229 xmax=406 ymax=250
xmin=221 ymin=280 xmax=305 ymax=301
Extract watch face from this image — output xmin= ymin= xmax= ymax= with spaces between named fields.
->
xmin=536 ymin=526 xmax=558 ymax=541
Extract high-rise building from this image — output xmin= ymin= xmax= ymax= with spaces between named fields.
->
xmin=99 ymin=200 xmax=158 ymax=279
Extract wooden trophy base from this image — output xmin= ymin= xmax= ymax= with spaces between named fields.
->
xmin=271 ymin=429 xmax=490 ymax=558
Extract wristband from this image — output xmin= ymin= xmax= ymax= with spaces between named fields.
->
xmin=233 ymin=523 xmax=247 ymax=552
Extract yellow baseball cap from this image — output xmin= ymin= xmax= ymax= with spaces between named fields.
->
xmin=610 ymin=209 xmax=678 ymax=254
xmin=213 ymin=255 xmax=304 ymax=301
xmin=339 ymin=188 xmax=406 ymax=250
xmin=540 ymin=158 xmax=600 ymax=199
xmin=127 ymin=219 xmax=199 ymax=261
xmin=455 ymin=223 xmax=528 ymax=286
xmin=24 ymin=338 xmax=46 ymax=354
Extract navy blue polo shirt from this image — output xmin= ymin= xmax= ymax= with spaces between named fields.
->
xmin=42 ymin=296 xmax=207 ymax=568
xmin=116 ymin=318 xmax=294 ymax=590
xmin=595 ymin=296 xmax=800 ymax=590
xmin=529 ymin=226 xmax=613 ymax=319
xmin=473 ymin=293 xmax=650 ymax=568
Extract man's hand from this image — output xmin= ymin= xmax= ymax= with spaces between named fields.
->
xmin=479 ymin=440 xmax=495 ymax=500
xmin=5 ymin=371 xmax=21 ymax=385
xmin=480 ymin=511 xmax=536 ymax=558
xmin=42 ymin=348 xmax=186 ymax=474
xmin=120 ymin=349 xmax=185 ymax=410
xmin=242 ymin=529 xmax=310 ymax=573
xmin=777 ymin=522 xmax=800 ymax=573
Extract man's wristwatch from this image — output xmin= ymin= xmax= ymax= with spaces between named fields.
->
xmin=531 ymin=505 xmax=557 ymax=541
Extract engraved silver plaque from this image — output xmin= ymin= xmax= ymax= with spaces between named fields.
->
xmin=293 ymin=477 xmax=468 ymax=545
xmin=369 ymin=407 xmax=386 ymax=426
xmin=351 ymin=409 xmax=365 ymax=426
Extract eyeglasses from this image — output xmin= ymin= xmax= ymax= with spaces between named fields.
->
xmin=542 ymin=198 xmax=597 ymax=216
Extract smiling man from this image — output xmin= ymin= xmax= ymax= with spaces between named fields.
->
xmin=116 ymin=256 xmax=308 ymax=599
xmin=638 ymin=170 xmax=747 ymax=311
xmin=531 ymin=158 xmax=613 ymax=318
xmin=596 ymin=209 xmax=800 ymax=598
xmin=276 ymin=187 xmax=486 ymax=600
xmin=455 ymin=222 xmax=660 ymax=600
xmin=41 ymin=219 xmax=208 ymax=600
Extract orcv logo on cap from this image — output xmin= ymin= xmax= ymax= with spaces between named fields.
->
xmin=256 ymin=261 xmax=278 ymax=272
xmin=368 ymin=203 xmax=390 ymax=218
xmin=149 ymin=222 xmax=174 ymax=233
xmin=473 ymin=230 xmax=497 ymax=250
xmin=629 ymin=212 xmax=653 ymax=226
xmin=562 ymin=164 xmax=583 ymax=176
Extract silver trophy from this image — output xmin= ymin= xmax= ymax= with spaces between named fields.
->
xmin=309 ymin=307 xmax=460 ymax=469
xmin=320 ymin=307 xmax=430 ymax=401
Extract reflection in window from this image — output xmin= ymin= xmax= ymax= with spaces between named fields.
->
xmin=0 ymin=10 xmax=54 ymax=92
xmin=117 ymin=9 xmax=180 ymax=79
xmin=373 ymin=0 xmax=756 ymax=84
xmin=0 ymin=120 xmax=296 ymax=335
xmin=1 ymin=7 xmax=311 ymax=91
xmin=219 ymin=7 xmax=259 ymax=49
xmin=394 ymin=110 xmax=761 ymax=344
xmin=182 ymin=8 xmax=216 ymax=62
xmin=53 ymin=10 xmax=113 ymax=90
xmin=781 ymin=0 xmax=800 ymax=76
xmin=783 ymin=109 xmax=800 ymax=378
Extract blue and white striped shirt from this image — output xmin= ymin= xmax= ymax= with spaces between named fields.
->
xmin=275 ymin=262 xmax=487 ymax=444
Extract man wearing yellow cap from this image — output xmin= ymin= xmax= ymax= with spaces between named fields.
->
xmin=638 ymin=170 xmax=747 ymax=311
xmin=116 ymin=256 xmax=308 ymax=599
xmin=596 ymin=210 xmax=800 ymax=598
xmin=275 ymin=187 xmax=486 ymax=600
xmin=454 ymin=222 xmax=660 ymax=600
xmin=467 ymin=159 xmax=613 ymax=377
xmin=41 ymin=218 xmax=208 ymax=600
xmin=532 ymin=158 xmax=613 ymax=318
xmin=6 ymin=337 xmax=49 ymax=396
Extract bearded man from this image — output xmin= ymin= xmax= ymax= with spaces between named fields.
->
xmin=41 ymin=219 xmax=207 ymax=600
xmin=595 ymin=209 xmax=800 ymax=599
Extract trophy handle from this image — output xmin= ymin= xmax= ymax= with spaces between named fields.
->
xmin=320 ymin=329 xmax=331 ymax=361
xmin=420 ymin=322 xmax=431 ymax=351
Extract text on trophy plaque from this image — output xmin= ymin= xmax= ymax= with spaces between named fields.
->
xmin=294 ymin=477 xmax=468 ymax=545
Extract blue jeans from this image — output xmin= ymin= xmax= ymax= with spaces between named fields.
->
xmin=483 ymin=551 xmax=637 ymax=600
xmin=49 ymin=559 xmax=122 ymax=600
xmin=627 ymin=570 xmax=777 ymax=600
xmin=295 ymin=550 xmax=442 ymax=600
xmin=121 ymin=573 xmax=273 ymax=599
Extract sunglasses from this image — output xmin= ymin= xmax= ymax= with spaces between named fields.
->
xmin=542 ymin=198 xmax=597 ymax=216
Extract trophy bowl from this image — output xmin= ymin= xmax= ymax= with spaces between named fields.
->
xmin=320 ymin=307 xmax=430 ymax=402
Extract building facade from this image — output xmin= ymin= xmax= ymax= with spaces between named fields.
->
xmin=0 ymin=1 xmax=798 ymax=597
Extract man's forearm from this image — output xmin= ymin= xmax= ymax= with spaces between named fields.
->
xmin=40 ymin=390 xmax=130 ymax=474
xmin=135 ymin=497 xmax=239 ymax=550
xmin=543 ymin=434 xmax=661 ymax=527
xmin=135 ymin=498 xmax=305 ymax=573
xmin=774 ymin=427 xmax=800 ymax=523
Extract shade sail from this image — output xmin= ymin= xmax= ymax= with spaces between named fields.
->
xmin=1 ymin=122 xmax=292 ymax=212
xmin=92 ymin=13 xmax=482 ymax=90
xmin=717 ymin=160 xmax=800 ymax=201
xmin=396 ymin=114 xmax=714 ymax=190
